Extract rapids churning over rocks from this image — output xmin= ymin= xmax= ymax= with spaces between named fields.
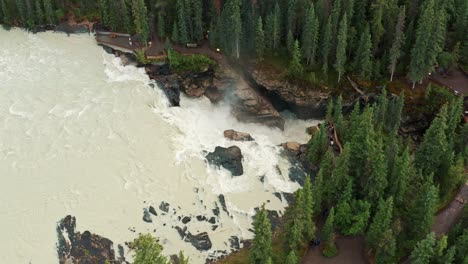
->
xmin=0 ymin=28 xmax=317 ymax=263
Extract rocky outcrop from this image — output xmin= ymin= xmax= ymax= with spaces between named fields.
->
xmin=280 ymin=142 xmax=313 ymax=185
xmin=57 ymin=215 xmax=127 ymax=264
xmin=224 ymin=129 xmax=254 ymax=141
xmin=232 ymin=77 xmax=285 ymax=129
xmin=174 ymin=226 xmax=212 ymax=251
xmin=179 ymin=69 xmax=215 ymax=97
xmin=206 ymin=146 xmax=244 ymax=176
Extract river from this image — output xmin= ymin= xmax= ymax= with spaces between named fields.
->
xmin=0 ymin=28 xmax=317 ymax=263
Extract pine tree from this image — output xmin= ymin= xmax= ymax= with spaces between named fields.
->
xmin=43 ymin=0 xmax=54 ymax=24
xmin=132 ymin=0 xmax=150 ymax=45
xmin=178 ymin=251 xmax=189 ymax=264
xmin=132 ymin=234 xmax=169 ymax=264
xmin=353 ymin=24 xmax=372 ymax=79
xmin=366 ymin=197 xmax=393 ymax=253
xmin=302 ymin=3 xmax=319 ymax=65
xmin=334 ymin=95 xmax=344 ymax=134
xmin=370 ymin=0 xmax=384 ymax=53
xmin=321 ymin=17 xmax=332 ymax=75
xmin=15 ymin=0 xmax=27 ymax=25
xmin=176 ymin=0 xmax=189 ymax=44
xmin=364 ymin=139 xmax=388 ymax=206
xmin=98 ymin=0 xmax=108 ymax=25
xmin=120 ymin=0 xmax=131 ymax=33
xmin=0 ymin=0 xmax=9 ymax=24
xmin=331 ymin=147 xmax=350 ymax=203
xmin=409 ymin=232 xmax=436 ymax=264
xmin=285 ymin=250 xmax=298 ymax=264
xmin=375 ymin=228 xmax=396 ymax=264
xmin=288 ymin=40 xmax=303 ymax=78
xmin=255 ymin=17 xmax=265 ymax=61
xmin=157 ymin=12 xmax=165 ymax=38
xmin=192 ymin=0 xmax=203 ymax=41
xmin=172 ymin=22 xmax=179 ymax=43
xmin=35 ymin=0 xmax=44 ymax=25
xmin=388 ymin=146 xmax=410 ymax=208
xmin=108 ymin=0 xmax=118 ymax=30
xmin=408 ymin=0 xmax=436 ymax=87
xmin=415 ymin=105 xmax=449 ymax=180
xmin=285 ymin=189 xmax=305 ymax=251
xmin=308 ymin=125 xmax=328 ymax=164
xmin=302 ymin=175 xmax=316 ymax=241
xmin=287 ymin=29 xmax=294 ymax=54
xmin=322 ymin=207 xmax=337 ymax=257
xmin=223 ymin=0 xmax=242 ymax=58
xmin=272 ymin=3 xmax=280 ymax=50
xmin=249 ymin=205 xmax=272 ymax=264
xmin=314 ymin=149 xmax=335 ymax=212
xmin=388 ymin=6 xmax=406 ymax=81
xmin=407 ymin=182 xmax=438 ymax=242
xmin=287 ymin=0 xmax=297 ymax=36
xmin=335 ymin=13 xmax=348 ymax=82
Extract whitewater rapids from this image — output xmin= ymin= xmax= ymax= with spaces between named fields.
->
xmin=0 ymin=28 xmax=317 ymax=263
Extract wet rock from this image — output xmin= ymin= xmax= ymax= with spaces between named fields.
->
xmin=223 ymin=129 xmax=254 ymax=141
xmin=282 ymin=193 xmax=295 ymax=204
xmin=281 ymin=141 xmax=302 ymax=152
xmin=232 ymin=78 xmax=285 ymax=130
xmin=205 ymin=86 xmax=223 ymax=103
xmin=208 ymin=217 xmax=217 ymax=224
xmin=179 ymin=69 xmax=214 ymax=98
xmin=153 ymin=79 xmax=181 ymax=107
xmin=241 ymin=239 xmax=253 ymax=249
xmin=196 ymin=215 xmax=207 ymax=222
xmin=181 ymin=216 xmax=191 ymax=224
xmin=57 ymin=215 xmax=124 ymax=264
xmin=306 ymin=126 xmax=320 ymax=136
xmin=229 ymin=236 xmax=240 ymax=251
xmin=185 ymin=232 xmax=212 ymax=251
xmin=149 ymin=206 xmax=157 ymax=216
xmin=206 ymin=146 xmax=244 ymax=176
xmin=273 ymin=192 xmax=282 ymax=201
xmin=212 ymin=225 xmax=218 ymax=231
xmin=143 ymin=209 xmax=152 ymax=223
xmin=212 ymin=204 xmax=220 ymax=217
xmin=218 ymin=194 xmax=228 ymax=215
xmin=159 ymin=201 xmax=170 ymax=213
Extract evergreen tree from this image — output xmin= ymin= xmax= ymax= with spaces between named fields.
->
xmin=178 ymin=251 xmax=189 ymax=264
xmin=321 ymin=207 xmax=337 ymax=257
xmin=15 ymin=0 xmax=27 ymax=25
xmin=287 ymin=29 xmax=294 ymax=54
xmin=157 ymin=12 xmax=165 ymax=38
xmin=285 ymin=250 xmax=298 ymax=264
xmin=308 ymin=124 xmax=328 ymax=164
xmin=35 ymin=0 xmax=44 ymax=25
xmin=192 ymin=0 xmax=203 ymax=41
xmin=249 ymin=205 xmax=272 ymax=264
xmin=287 ymin=0 xmax=297 ymax=36
xmin=335 ymin=13 xmax=348 ymax=82
xmin=407 ymin=182 xmax=438 ymax=242
xmin=334 ymin=95 xmax=344 ymax=134
xmin=272 ymin=3 xmax=280 ymax=50
xmin=172 ymin=22 xmax=179 ymax=44
xmin=370 ymin=0 xmax=384 ymax=53
xmin=98 ymin=0 xmax=108 ymax=25
xmin=331 ymin=147 xmax=350 ymax=202
xmin=353 ymin=24 xmax=372 ymax=79
xmin=285 ymin=189 xmax=305 ymax=251
xmin=255 ymin=17 xmax=265 ymax=61
xmin=302 ymin=175 xmax=316 ymax=242
xmin=132 ymin=0 xmax=150 ymax=45
xmin=441 ymin=156 xmax=464 ymax=200
xmin=302 ymin=3 xmax=319 ymax=65
xmin=321 ymin=17 xmax=332 ymax=75
xmin=314 ymin=149 xmax=335 ymax=212
xmin=108 ymin=0 xmax=118 ymax=30
xmin=388 ymin=6 xmax=406 ymax=81
xmin=43 ymin=0 xmax=54 ymax=24
xmin=409 ymin=232 xmax=436 ymax=264
xmin=222 ymin=0 xmax=242 ymax=58
xmin=408 ymin=0 xmax=436 ymax=87
xmin=364 ymin=138 xmax=388 ymax=206
xmin=388 ymin=146 xmax=410 ymax=208
xmin=375 ymin=228 xmax=396 ymax=264
xmin=120 ymin=0 xmax=131 ymax=33
xmin=415 ymin=105 xmax=449 ymax=180
xmin=132 ymin=234 xmax=169 ymax=264
xmin=366 ymin=197 xmax=393 ymax=252
xmin=0 ymin=0 xmax=9 ymax=24
xmin=288 ymin=40 xmax=303 ymax=78
xmin=176 ymin=0 xmax=189 ymax=44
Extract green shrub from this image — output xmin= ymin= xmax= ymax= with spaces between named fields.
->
xmin=55 ymin=9 xmax=65 ymax=21
xmin=168 ymin=50 xmax=215 ymax=73
xmin=322 ymin=243 xmax=338 ymax=258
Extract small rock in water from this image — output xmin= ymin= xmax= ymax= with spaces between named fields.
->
xmin=218 ymin=194 xmax=228 ymax=215
xmin=185 ymin=232 xmax=212 ymax=251
xmin=212 ymin=225 xmax=218 ymax=231
xmin=149 ymin=206 xmax=157 ymax=216
xmin=181 ymin=216 xmax=191 ymax=224
xmin=223 ymin=129 xmax=254 ymax=141
xmin=159 ymin=201 xmax=170 ymax=213
xmin=143 ymin=209 xmax=152 ymax=223
xmin=208 ymin=217 xmax=216 ymax=224
xmin=196 ymin=215 xmax=207 ymax=222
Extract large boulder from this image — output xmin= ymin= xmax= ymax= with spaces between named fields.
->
xmin=224 ymin=129 xmax=254 ymax=141
xmin=154 ymin=79 xmax=180 ymax=107
xmin=57 ymin=216 xmax=126 ymax=264
xmin=185 ymin=232 xmax=212 ymax=251
xmin=206 ymin=146 xmax=244 ymax=176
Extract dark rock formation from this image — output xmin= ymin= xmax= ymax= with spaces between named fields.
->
xmin=229 ymin=236 xmax=240 ymax=251
xmin=218 ymin=194 xmax=229 ymax=215
xmin=205 ymin=86 xmax=223 ymax=103
xmin=57 ymin=215 xmax=127 ymax=264
xmin=280 ymin=142 xmax=313 ymax=185
xmin=206 ymin=146 xmax=244 ymax=176
xmin=223 ymin=129 xmax=254 ymax=141
xmin=179 ymin=69 xmax=215 ymax=97
xmin=186 ymin=232 xmax=212 ymax=251
xmin=159 ymin=201 xmax=170 ymax=213
xmin=181 ymin=216 xmax=191 ymax=224
xmin=149 ymin=206 xmax=158 ymax=216
xmin=143 ymin=208 xmax=152 ymax=223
